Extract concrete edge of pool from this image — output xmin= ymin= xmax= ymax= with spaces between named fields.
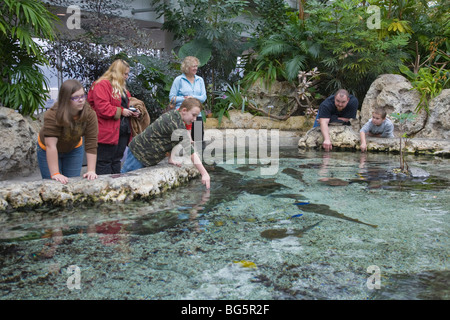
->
xmin=0 ymin=162 xmax=200 ymax=211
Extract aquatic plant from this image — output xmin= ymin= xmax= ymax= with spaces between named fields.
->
xmin=390 ymin=112 xmax=417 ymax=173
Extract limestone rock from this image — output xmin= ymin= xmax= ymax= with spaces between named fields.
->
xmin=206 ymin=109 xmax=308 ymax=131
xmin=246 ymin=81 xmax=297 ymax=116
xmin=0 ymin=107 xmax=39 ymax=180
xmin=414 ymin=89 xmax=450 ymax=140
xmin=0 ymin=160 xmax=200 ymax=211
xmin=298 ymin=126 xmax=359 ymax=150
xmin=360 ymin=74 xmax=425 ymax=136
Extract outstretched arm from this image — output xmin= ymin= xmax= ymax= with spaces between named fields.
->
xmin=319 ymin=118 xmax=332 ymax=151
xmin=191 ymin=152 xmax=210 ymax=189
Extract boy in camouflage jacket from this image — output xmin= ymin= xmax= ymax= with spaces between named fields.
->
xmin=121 ymin=98 xmax=210 ymax=189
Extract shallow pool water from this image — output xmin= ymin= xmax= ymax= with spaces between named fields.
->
xmin=0 ymin=148 xmax=449 ymax=300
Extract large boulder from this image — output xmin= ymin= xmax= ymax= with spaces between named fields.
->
xmin=206 ymin=109 xmax=308 ymax=131
xmin=414 ymin=89 xmax=450 ymax=140
xmin=246 ymin=81 xmax=297 ymax=116
xmin=360 ymin=74 xmax=425 ymax=136
xmin=0 ymin=107 xmax=39 ymax=180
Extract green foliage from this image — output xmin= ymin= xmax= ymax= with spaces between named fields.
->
xmin=178 ymin=38 xmax=212 ymax=66
xmin=390 ymin=112 xmax=417 ymax=172
xmin=252 ymin=0 xmax=290 ymax=38
xmin=243 ymin=10 xmax=312 ymax=89
xmin=305 ymin=0 xmax=411 ymax=99
xmin=152 ymin=0 xmax=251 ymax=92
xmin=213 ymin=83 xmax=252 ymax=125
xmin=127 ymin=54 xmax=179 ymax=120
xmin=0 ymin=0 xmax=57 ymax=116
xmin=243 ymin=0 xmax=413 ymax=101
xmin=400 ymin=64 xmax=450 ymax=113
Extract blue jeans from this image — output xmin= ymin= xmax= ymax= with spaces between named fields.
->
xmin=37 ymin=143 xmax=84 ymax=179
xmin=313 ymin=112 xmax=320 ymax=128
xmin=121 ymin=148 xmax=144 ymax=173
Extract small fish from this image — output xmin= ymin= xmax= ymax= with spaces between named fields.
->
xmin=293 ymin=202 xmax=310 ymax=205
xmin=356 ymin=173 xmax=366 ymax=180
xmin=233 ymin=260 xmax=257 ymax=269
xmin=290 ymin=214 xmax=303 ymax=218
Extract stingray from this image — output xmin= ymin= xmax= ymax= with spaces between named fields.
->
xmin=270 ymin=193 xmax=308 ymax=200
xmin=298 ymin=163 xmax=323 ymax=169
xmin=282 ymin=168 xmax=306 ymax=184
xmin=260 ymin=222 xmax=320 ymax=240
xmin=297 ymin=203 xmax=378 ymax=228
xmin=240 ymin=178 xmax=286 ymax=196
xmin=318 ymin=177 xmax=349 ymax=186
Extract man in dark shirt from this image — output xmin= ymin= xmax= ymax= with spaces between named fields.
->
xmin=313 ymin=89 xmax=358 ymax=151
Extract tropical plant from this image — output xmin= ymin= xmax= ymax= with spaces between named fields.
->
xmin=390 ymin=112 xmax=417 ymax=173
xmin=0 ymin=0 xmax=58 ymax=116
xmin=243 ymin=0 xmax=413 ymax=103
xmin=305 ymin=0 xmax=411 ymax=100
xmin=213 ymin=83 xmax=250 ymax=125
xmin=400 ymin=64 xmax=450 ymax=114
xmin=127 ymin=53 xmax=179 ymax=120
xmin=151 ymin=0 xmax=251 ymax=95
xmin=242 ymin=10 xmax=316 ymax=89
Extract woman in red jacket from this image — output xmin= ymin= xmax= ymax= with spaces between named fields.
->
xmin=88 ymin=59 xmax=139 ymax=174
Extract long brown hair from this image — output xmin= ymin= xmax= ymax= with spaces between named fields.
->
xmin=93 ymin=59 xmax=129 ymax=100
xmin=54 ymin=79 xmax=90 ymax=128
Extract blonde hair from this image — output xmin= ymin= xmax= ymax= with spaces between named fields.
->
xmin=181 ymin=56 xmax=200 ymax=74
xmin=95 ymin=59 xmax=129 ymax=99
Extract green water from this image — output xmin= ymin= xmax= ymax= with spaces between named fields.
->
xmin=0 ymin=148 xmax=449 ymax=300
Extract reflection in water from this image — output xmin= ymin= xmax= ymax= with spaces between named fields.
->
xmin=0 ymin=148 xmax=449 ymax=299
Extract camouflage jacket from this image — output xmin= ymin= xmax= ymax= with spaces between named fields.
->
xmin=128 ymin=110 xmax=193 ymax=166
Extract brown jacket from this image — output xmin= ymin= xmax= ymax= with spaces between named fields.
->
xmin=129 ymin=97 xmax=150 ymax=137
xmin=39 ymin=104 xmax=98 ymax=154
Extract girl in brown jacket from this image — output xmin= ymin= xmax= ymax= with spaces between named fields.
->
xmin=37 ymin=79 xmax=98 ymax=184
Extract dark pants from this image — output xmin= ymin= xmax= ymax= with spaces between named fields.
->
xmin=191 ymin=116 xmax=204 ymax=142
xmin=96 ymin=132 xmax=129 ymax=175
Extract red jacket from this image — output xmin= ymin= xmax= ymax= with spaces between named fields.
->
xmin=88 ymin=79 xmax=131 ymax=145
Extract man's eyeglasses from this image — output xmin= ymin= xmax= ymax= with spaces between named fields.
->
xmin=71 ymin=94 xmax=87 ymax=102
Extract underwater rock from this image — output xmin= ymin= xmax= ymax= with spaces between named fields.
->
xmin=408 ymin=167 xmax=430 ymax=178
